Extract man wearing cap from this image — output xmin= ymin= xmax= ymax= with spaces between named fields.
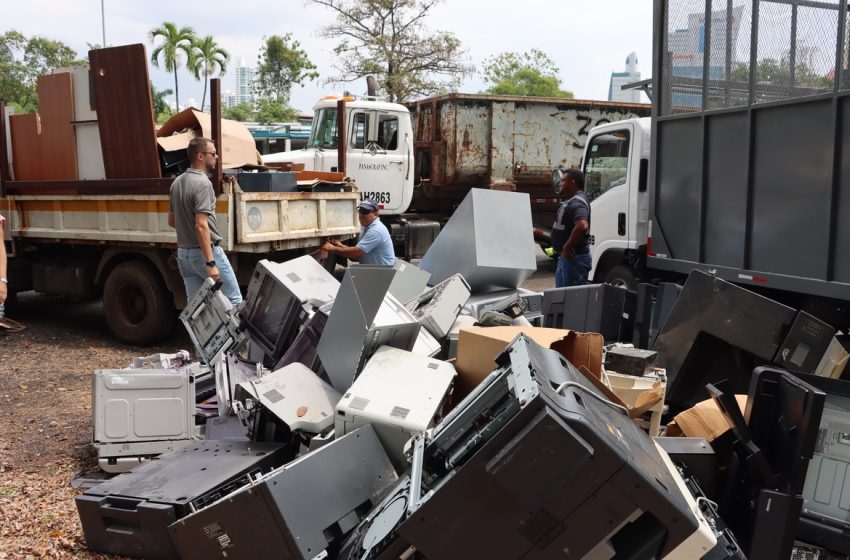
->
xmin=322 ymin=199 xmax=395 ymax=265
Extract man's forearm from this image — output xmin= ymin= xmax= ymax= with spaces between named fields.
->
xmin=194 ymin=223 xmax=215 ymax=262
xmin=328 ymin=244 xmax=364 ymax=260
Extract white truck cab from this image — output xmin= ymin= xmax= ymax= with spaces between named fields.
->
xmin=582 ymin=117 xmax=652 ymax=289
xmin=264 ymin=96 xmax=415 ymax=215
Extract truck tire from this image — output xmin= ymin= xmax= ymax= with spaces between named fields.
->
xmin=603 ymin=264 xmax=637 ymax=291
xmin=103 ymin=260 xmax=174 ymax=346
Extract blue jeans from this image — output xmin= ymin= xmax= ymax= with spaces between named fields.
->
xmin=555 ymin=253 xmax=592 ymax=288
xmin=177 ymin=245 xmax=242 ymax=305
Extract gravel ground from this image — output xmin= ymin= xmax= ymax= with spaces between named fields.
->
xmin=0 ymin=250 xmax=555 ymax=559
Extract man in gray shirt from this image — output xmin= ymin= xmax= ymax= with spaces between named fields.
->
xmin=168 ymin=137 xmax=242 ymax=304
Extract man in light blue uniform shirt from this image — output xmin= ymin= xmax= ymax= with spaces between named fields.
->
xmin=322 ymin=199 xmax=395 ymax=265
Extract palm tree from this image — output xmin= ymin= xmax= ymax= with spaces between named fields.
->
xmin=149 ymin=22 xmax=195 ymax=111
xmin=189 ymin=35 xmax=230 ymax=111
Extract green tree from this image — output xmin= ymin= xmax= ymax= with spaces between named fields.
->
xmin=255 ymin=98 xmax=297 ymax=124
xmin=222 ymin=102 xmax=253 ymax=122
xmin=150 ymin=82 xmax=173 ymax=123
xmin=482 ymin=49 xmax=573 ymax=98
xmin=149 ymin=22 xmax=195 ymax=111
xmin=255 ymin=34 xmax=318 ymax=105
xmin=312 ymin=0 xmax=472 ymax=102
xmin=0 ymin=30 xmax=84 ymax=112
xmin=730 ymin=57 xmax=833 ymax=90
xmin=189 ymin=35 xmax=230 ymax=111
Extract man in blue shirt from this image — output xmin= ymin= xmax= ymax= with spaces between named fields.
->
xmin=551 ymin=169 xmax=591 ymax=288
xmin=322 ymin=199 xmax=395 ymax=265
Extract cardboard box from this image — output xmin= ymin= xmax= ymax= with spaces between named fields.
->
xmin=157 ymin=108 xmax=257 ymax=169
xmin=454 ymin=326 xmax=603 ymax=401
xmin=669 ymin=394 xmax=748 ymax=443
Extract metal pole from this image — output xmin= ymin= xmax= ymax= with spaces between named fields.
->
xmin=101 ymin=0 xmax=106 ymax=48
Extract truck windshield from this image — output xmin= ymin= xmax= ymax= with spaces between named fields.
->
xmin=584 ymin=131 xmax=630 ymax=201
xmin=308 ymin=108 xmax=338 ymax=149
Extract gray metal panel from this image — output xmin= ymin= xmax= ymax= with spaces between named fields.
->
xmin=389 ymin=259 xmax=431 ymax=303
xmin=704 ymin=112 xmax=748 ymax=268
xmin=169 ymin=425 xmax=397 ymax=560
xmin=93 ymin=368 xmax=195 ymax=445
xmin=318 ymin=269 xmax=421 ymax=393
xmin=834 ymin=96 xmax=850 ymax=283
xmin=751 ymin=100 xmax=833 ymax=279
xmin=656 ymin=118 xmax=702 ymax=261
xmin=419 ymin=189 xmax=537 ymax=292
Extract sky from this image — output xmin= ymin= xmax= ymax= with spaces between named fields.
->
xmin=3 ymin=0 xmax=654 ymax=114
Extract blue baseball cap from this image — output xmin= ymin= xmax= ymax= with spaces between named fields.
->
xmin=358 ymin=199 xmax=380 ymax=212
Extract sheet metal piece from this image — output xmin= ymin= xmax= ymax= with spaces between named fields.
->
xmin=418 ymin=189 xmax=537 ymax=292
xmin=168 ymin=425 xmax=398 ymax=560
xmin=317 ymin=267 xmax=421 ymax=393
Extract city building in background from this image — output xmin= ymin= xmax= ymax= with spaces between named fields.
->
xmin=608 ymin=52 xmax=642 ymax=103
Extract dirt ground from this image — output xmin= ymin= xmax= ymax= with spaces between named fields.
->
xmin=0 ymin=254 xmax=556 ymax=559
xmin=0 ymin=293 xmax=191 ymax=560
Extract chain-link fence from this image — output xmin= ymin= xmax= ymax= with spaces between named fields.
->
xmin=660 ymin=0 xmax=847 ymax=115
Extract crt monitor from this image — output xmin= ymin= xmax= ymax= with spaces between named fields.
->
xmin=242 ymin=269 xmax=304 ymax=367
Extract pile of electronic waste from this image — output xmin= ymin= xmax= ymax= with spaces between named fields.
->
xmin=74 ymin=190 xmax=850 ymax=560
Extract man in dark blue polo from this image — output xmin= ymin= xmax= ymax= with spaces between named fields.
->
xmin=322 ymin=199 xmax=395 ymax=265
xmin=552 ymin=169 xmax=591 ymax=287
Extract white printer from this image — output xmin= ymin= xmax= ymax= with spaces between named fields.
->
xmin=335 ymin=346 xmax=456 ymax=471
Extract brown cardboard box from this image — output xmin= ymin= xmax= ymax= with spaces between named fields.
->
xmin=157 ymin=108 xmax=257 ymax=169
xmin=454 ymin=327 xmax=603 ymax=402
xmin=670 ymin=394 xmax=748 ymax=442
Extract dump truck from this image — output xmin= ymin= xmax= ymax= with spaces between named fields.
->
xmin=264 ymin=92 xmax=650 ymax=256
xmin=582 ymin=0 xmax=850 ymax=329
xmin=0 ymin=44 xmax=360 ymax=345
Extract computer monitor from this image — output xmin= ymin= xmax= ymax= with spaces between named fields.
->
xmin=241 ymin=257 xmax=339 ymax=367
xmin=243 ymin=269 xmax=304 ymax=366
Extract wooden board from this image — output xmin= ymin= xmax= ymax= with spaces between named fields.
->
xmin=89 ymin=45 xmax=161 ymax=179
xmin=9 ymin=114 xmax=44 ymax=181
xmin=36 ymin=73 xmax=77 ymax=180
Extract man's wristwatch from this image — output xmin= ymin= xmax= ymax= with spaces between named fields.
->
xmin=205 ymin=260 xmax=216 ymax=268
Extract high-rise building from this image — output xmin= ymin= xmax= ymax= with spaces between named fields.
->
xmin=221 ymin=57 xmax=257 ymax=108
xmin=235 ymin=63 xmax=255 ymax=104
xmin=608 ymin=52 xmax=642 ymax=103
